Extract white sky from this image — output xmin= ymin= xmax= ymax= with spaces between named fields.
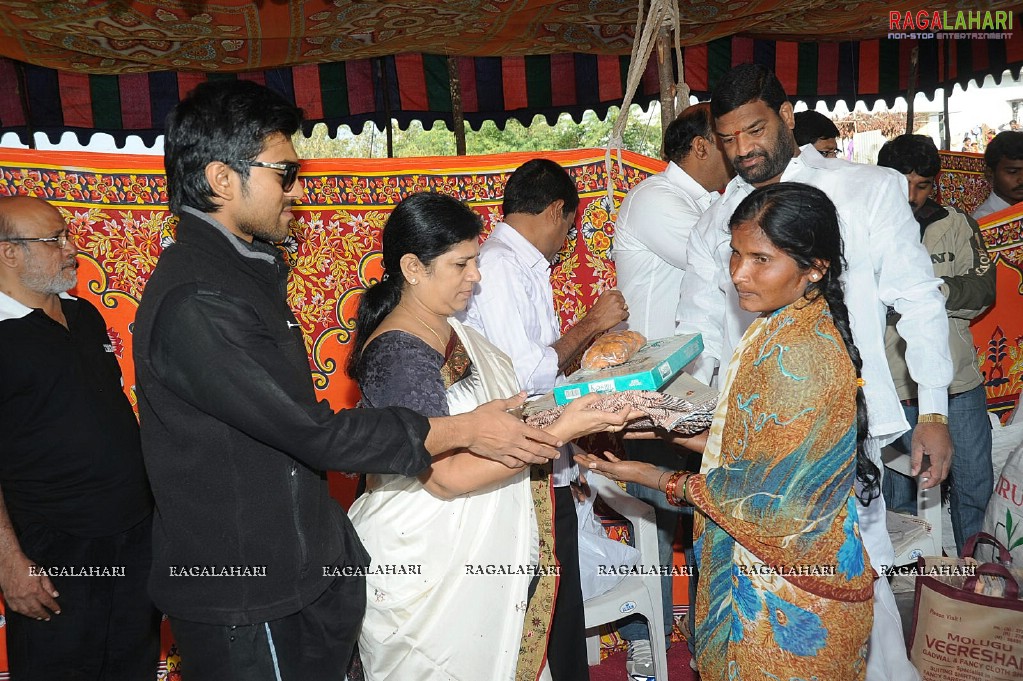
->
xmin=797 ymin=68 xmax=1023 ymax=146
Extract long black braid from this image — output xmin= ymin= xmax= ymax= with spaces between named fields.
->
xmin=814 ymin=256 xmax=881 ymax=504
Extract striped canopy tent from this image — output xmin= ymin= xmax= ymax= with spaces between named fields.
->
xmin=1 ymin=1 xmax=1023 ymax=145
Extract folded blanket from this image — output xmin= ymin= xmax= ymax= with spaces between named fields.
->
xmin=524 ymin=390 xmax=716 ymax=435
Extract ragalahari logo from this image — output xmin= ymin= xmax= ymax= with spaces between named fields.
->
xmin=888 ymin=10 xmax=1014 ymax=40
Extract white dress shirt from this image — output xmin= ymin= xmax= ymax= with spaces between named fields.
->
xmin=971 ymin=191 xmax=1012 ymax=220
xmin=612 ymin=161 xmax=718 ymax=339
xmin=459 ymin=222 xmax=576 ymax=486
xmin=677 ymin=145 xmax=952 ymax=445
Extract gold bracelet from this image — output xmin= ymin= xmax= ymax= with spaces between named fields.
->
xmin=917 ymin=413 xmax=948 ymax=425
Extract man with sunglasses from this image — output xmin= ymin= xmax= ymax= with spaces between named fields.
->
xmin=134 ymin=80 xmax=561 ymax=680
xmin=0 ymin=196 xmax=160 ymax=679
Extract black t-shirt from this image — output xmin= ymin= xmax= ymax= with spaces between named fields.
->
xmin=0 ymin=295 xmax=152 ymax=538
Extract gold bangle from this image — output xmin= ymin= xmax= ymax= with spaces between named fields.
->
xmin=917 ymin=413 xmax=948 ymax=425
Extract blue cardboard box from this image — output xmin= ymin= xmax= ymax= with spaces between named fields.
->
xmin=552 ymin=333 xmax=703 ymax=405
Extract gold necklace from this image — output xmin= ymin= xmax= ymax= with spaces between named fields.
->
xmin=401 ymin=302 xmax=448 ymax=349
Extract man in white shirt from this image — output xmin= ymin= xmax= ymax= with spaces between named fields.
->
xmin=677 ymin=64 xmax=954 ymax=681
xmin=972 ymin=130 xmax=1023 ymax=220
xmin=460 ymin=158 xmax=628 ymax=681
xmin=614 ymin=102 xmax=731 ymax=339
xmin=611 ymin=102 xmax=730 ymax=678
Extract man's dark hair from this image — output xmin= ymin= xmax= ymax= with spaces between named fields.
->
xmin=793 ymin=111 xmax=840 ymax=146
xmin=662 ymin=103 xmax=714 ymax=163
xmin=164 ymin=80 xmax=303 ymax=214
xmin=877 ymin=134 xmax=941 ymax=178
xmin=983 ymin=130 xmax=1023 ymax=170
xmin=710 ymin=63 xmax=789 ymax=119
xmin=502 ymin=159 xmax=580 ymax=217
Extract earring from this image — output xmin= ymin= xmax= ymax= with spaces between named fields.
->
xmin=409 ymin=279 xmax=417 ymax=284
xmin=811 ymin=274 xmax=819 ymax=281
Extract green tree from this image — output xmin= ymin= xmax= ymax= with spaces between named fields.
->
xmin=294 ymin=104 xmax=664 ymax=160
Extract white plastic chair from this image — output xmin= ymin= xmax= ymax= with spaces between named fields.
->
xmin=1007 ymin=398 xmax=1021 ymax=425
xmin=881 ymin=445 xmax=943 ymax=563
xmin=582 ymin=474 xmax=669 ymax=681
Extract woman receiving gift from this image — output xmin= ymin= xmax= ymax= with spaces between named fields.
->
xmin=578 ymin=182 xmax=879 ymax=680
xmin=346 ymin=191 xmax=638 ymax=681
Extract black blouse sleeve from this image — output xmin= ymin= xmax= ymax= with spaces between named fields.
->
xmin=359 ymin=331 xmax=450 ymax=418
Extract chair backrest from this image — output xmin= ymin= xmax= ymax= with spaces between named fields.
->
xmin=585 ymin=474 xmax=660 ymax=571
xmin=581 ymin=473 xmax=671 ymax=680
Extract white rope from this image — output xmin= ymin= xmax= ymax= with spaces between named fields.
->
xmin=605 ymin=0 xmax=687 ymax=204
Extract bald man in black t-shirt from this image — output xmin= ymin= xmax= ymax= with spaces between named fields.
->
xmin=0 ymin=196 xmax=159 ymax=680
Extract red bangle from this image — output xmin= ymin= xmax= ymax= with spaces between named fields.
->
xmin=665 ymin=471 xmax=686 ymax=507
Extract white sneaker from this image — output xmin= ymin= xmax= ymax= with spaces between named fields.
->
xmin=625 ymin=639 xmax=655 ymax=680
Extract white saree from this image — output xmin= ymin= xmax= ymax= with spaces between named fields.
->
xmin=349 ymin=318 xmax=540 ymax=681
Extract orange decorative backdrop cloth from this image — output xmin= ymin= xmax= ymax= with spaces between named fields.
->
xmin=938 ymin=150 xmax=1023 ymax=418
xmin=0 ymin=147 xmax=660 ymax=677
xmin=0 ymin=147 xmax=1020 ymax=677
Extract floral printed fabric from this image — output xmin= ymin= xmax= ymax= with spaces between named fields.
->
xmin=524 ymin=389 xmax=716 ymax=435
xmin=515 ymin=462 xmax=556 ymax=681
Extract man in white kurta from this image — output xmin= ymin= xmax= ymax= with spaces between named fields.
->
xmin=613 ymin=103 xmax=730 ymax=340
xmin=677 ymin=64 xmax=953 ymax=681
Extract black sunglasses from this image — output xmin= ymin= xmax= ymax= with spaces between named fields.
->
xmin=246 ymin=161 xmax=301 ymax=192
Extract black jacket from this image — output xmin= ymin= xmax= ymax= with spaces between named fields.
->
xmin=133 ymin=207 xmax=432 ymax=625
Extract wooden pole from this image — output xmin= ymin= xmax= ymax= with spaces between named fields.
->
xmin=447 ymin=56 xmax=466 ymax=156
xmin=14 ymin=61 xmax=35 ymax=149
xmin=942 ymin=87 xmax=951 ymax=150
xmin=378 ymin=58 xmax=394 ymax=158
xmin=906 ymin=45 xmax=919 ymax=136
xmin=656 ymin=26 xmax=676 ymax=134
xmin=942 ymin=40 xmax=951 ymax=150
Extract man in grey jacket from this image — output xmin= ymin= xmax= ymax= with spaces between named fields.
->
xmin=878 ymin=134 xmax=997 ymax=556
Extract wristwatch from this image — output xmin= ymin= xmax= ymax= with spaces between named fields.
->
xmin=917 ymin=413 xmax=948 ymax=425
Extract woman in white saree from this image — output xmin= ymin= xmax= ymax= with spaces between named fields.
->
xmin=346 ymin=192 xmax=632 ymax=681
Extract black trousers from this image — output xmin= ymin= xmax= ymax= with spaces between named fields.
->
xmin=6 ymin=515 xmax=161 ymax=681
xmin=169 ymin=575 xmax=365 ymax=681
xmin=547 ymin=485 xmax=589 ymax=681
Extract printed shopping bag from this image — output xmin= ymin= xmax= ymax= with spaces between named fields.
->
xmin=980 ymin=436 xmax=1023 ymax=564
xmin=909 ymin=534 xmax=1023 ymax=680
